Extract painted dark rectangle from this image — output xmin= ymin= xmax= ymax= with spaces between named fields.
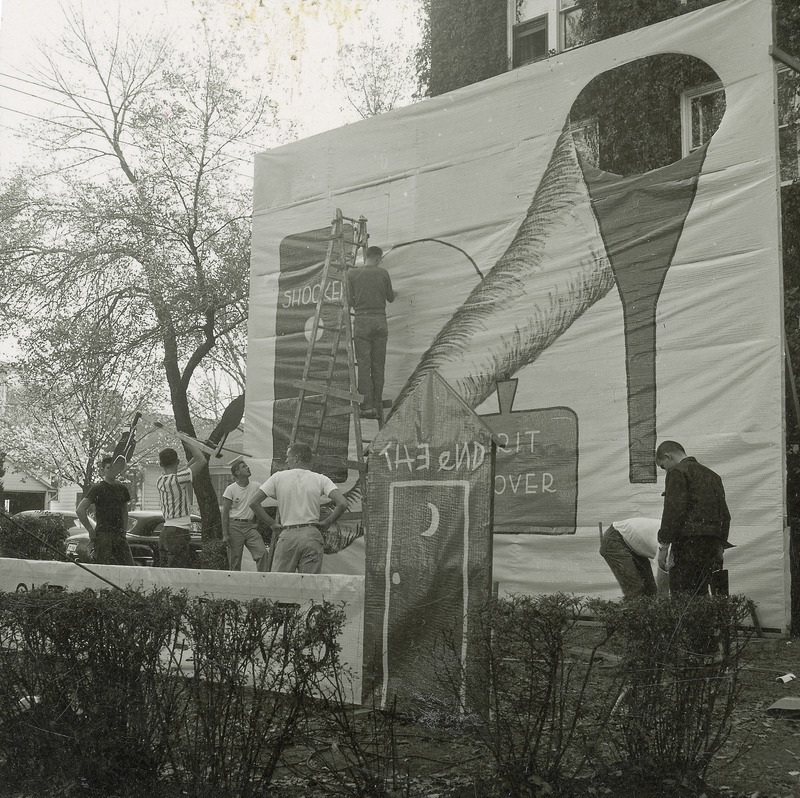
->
xmin=482 ymin=406 xmax=578 ymax=534
xmin=272 ymin=228 xmax=351 ymax=481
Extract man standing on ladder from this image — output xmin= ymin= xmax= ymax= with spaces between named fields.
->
xmin=348 ymin=245 xmax=394 ymax=422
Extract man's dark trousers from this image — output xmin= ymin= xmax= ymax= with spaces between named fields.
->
xmin=353 ymin=314 xmax=388 ymax=414
xmin=669 ymin=537 xmax=722 ymax=596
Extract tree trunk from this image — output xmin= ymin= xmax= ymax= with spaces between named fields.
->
xmin=164 ymin=351 xmax=222 ymax=542
xmin=191 ymin=464 xmax=222 ymax=542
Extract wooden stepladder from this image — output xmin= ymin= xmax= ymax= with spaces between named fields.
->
xmin=289 ymin=209 xmax=369 ymax=474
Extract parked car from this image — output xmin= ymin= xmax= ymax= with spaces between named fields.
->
xmin=65 ymin=512 xmax=203 ymax=567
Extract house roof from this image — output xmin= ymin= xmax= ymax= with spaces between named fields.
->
xmin=1 ymin=458 xmax=56 ymax=492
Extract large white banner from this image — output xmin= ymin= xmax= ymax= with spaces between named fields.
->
xmin=247 ymin=0 xmax=789 ymax=631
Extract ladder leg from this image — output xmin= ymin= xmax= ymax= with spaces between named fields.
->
xmin=289 ymin=208 xmax=369 ymax=480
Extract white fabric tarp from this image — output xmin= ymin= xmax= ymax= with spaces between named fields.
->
xmin=247 ymin=0 xmax=789 ymax=631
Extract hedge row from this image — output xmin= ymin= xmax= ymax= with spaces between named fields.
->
xmin=0 ymin=588 xmax=345 ymax=797
xmin=0 ymin=588 xmax=756 ymax=797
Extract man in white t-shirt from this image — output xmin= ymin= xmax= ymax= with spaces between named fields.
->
xmin=600 ymin=517 xmax=669 ymax=598
xmin=222 ymin=460 xmax=269 ymax=572
xmin=249 ymin=442 xmax=348 ymax=574
xmin=156 ymin=438 xmax=207 ymax=568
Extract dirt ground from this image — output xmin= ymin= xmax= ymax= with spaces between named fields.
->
xmin=270 ymin=635 xmax=800 ymax=798
xmin=703 ymin=636 xmax=800 ymax=797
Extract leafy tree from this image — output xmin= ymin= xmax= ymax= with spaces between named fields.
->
xmin=0 ymin=173 xmax=44 ymax=319
xmin=188 ymin=334 xmax=246 ymax=426
xmin=0 ymin=315 xmax=160 ymax=494
xmin=418 ymin=0 xmax=507 ymax=97
xmin=334 ymin=24 xmax=418 ymax=119
xmin=0 ymin=450 xmax=6 ymax=511
xmin=2 ymin=6 xmax=275 ymax=537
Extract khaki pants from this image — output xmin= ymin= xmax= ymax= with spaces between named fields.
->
xmin=600 ymin=526 xmax=656 ymax=598
xmin=271 ymin=526 xmax=324 ymax=574
xmin=227 ymin=519 xmax=269 ymax=571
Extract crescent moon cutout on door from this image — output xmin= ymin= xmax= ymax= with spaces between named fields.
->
xmin=421 ymin=503 xmax=440 ymax=537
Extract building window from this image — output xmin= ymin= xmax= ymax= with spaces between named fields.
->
xmin=560 ymin=0 xmax=584 ymax=51
xmin=681 ymin=82 xmax=725 ymax=156
xmin=513 ymin=15 xmax=548 ymax=67
xmin=779 ymin=65 xmax=800 ymax=185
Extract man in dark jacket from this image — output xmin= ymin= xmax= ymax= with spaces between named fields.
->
xmin=656 ymin=440 xmax=731 ymax=596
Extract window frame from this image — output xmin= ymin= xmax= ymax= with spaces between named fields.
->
xmin=512 ymin=14 xmax=549 ymax=68
xmin=680 ymin=80 xmax=725 ymax=158
xmin=559 ymin=0 xmax=583 ymax=52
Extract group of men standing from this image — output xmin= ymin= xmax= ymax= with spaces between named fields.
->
xmin=78 ymin=438 xmax=347 ymax=575
xmin=221 ymin=443 xmax=347 ymax=574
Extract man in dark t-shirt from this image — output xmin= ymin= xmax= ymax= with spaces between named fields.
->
xmin=347 ymin=245 xmax=394 ymax=422
xmin=77 ymin=455 xmax=135 ymax=566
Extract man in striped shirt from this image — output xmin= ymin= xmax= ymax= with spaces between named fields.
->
xmin=156 ymin=438 xmax=207 ymax=568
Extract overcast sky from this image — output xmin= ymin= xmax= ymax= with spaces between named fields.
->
xmin=0 ymin=0 xmax=422 ymax=174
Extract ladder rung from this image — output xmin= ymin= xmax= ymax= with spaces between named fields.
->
xmin=309 ymin=343 xmax=340 ymax=355
xmin=306 ymin=372 xmax=337 ymax=382
xmin=292 ymin=380 xmax=363 ymax=404
xmin=326 ymin=405 xmax=356 ymax=417
xmin=295 ymin=420 xmax=322 ymax=431
xmin=297 ymin=401 xmax=354 ymax=417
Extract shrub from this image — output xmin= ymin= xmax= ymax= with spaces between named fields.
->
xmin=292 ymin=654 xmax=412 ymax=798
xmin=0 ymin=588 xmax=345 ymax=797
xmin=433 ymin=593 xmax=616 ymax=797
xmin=167 ymin=598 xmax=344 ymax=798
xmin=0 ymin=586 xmax=185 ymax=790
xmin=592 ymin=594 xmax=754 ymax=786
xmin=0 ymin=513 xmax=69 ymax=560
xmin=430 ymin=593 xmax=754 ymax=796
